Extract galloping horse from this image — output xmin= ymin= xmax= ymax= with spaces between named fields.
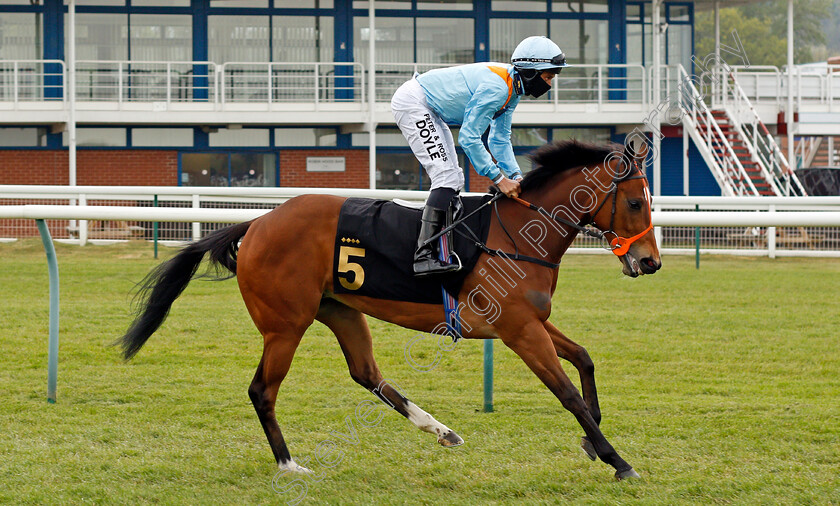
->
xmin=119 ymin=140 xmax=661 ymax=480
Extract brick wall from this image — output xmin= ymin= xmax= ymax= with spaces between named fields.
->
xmin=279 ymin=149 xmax=370 ymax=188
xmin=0 ymin=150 xmax=178 ymax=186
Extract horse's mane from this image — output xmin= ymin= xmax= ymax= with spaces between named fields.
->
xmin=520 ymin=139 xmax=625 ymax=192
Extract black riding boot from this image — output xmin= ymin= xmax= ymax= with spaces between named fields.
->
xmin=413 ymin=206 xmax=460 ymax=277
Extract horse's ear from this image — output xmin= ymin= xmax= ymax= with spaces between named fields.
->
xmin=625 ymin=138 xmax=649 ymax=166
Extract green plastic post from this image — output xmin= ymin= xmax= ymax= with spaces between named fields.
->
xmin=695 ymin=204 xmax=700 ymax=269
xmin=36 ymin=219 xmax=59 ymax=404
xmin=483 ymin=339 xmax=494 ymax=412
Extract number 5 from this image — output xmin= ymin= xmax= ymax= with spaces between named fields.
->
xmin=338 ymin=246 xmax=365 ymax=290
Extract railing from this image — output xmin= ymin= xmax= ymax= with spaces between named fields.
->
xmin=220 ymin=62 xmax=365 ymax=104
xmin=722 ymin=71 xmax=808 ymax=196
xmin=3 ymin=186 xmax=840 ymax=257
xmin=0 ymin=60 xmax=65 ymax=102
xmin=678 ymin=65 xmax=758 ymax=196
xmin=75 ymin=60 xmax=218 ymax=103
xmin=795 ymin=136 xmax=821 ymax=169
xmin=731 ymin=65 xmax=840 ymax=109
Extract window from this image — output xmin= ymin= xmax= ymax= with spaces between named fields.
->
xmin=0 ymin=128 xmax=47 ymax=147
xmin=489 ymin=19 xmax=547 ymax=62
xmin=63 ymin=128 xmax=127 ymax=147
xmin=416 ymin=18 xmax=474 ymax=64
xmin=181 ymin=152 xmax=277 ymax=187
xmin=208 ymin=16 xmax=270 ymax=63
xmin=275 ymin=128 xmax=338 ymax=147
xmin=0 ymin=13 xmax=41 ymax=60
xmin=209 ymin=128 xmax=270 ymax=147
xmin=132 ymin=128 xmax=193 ymax=147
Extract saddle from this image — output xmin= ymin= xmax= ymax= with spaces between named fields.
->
xmin=332 ymin=196 xmax=493 ymax=304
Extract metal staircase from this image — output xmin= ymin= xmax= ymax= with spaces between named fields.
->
xmin=677 ymin=65 xmax=808 ymax=196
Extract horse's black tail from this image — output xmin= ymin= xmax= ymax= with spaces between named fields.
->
xmin=118 ymin=220 xmax=253 ymax=360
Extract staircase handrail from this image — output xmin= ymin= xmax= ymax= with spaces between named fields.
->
xmin=724 ymin=71 xmax=809 ymax=196
xmin=677 ymin=65 xmax=759 ymax=196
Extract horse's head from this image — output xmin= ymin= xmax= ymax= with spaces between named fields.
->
xmin=589 ymin=141 xmax=662 ymax=277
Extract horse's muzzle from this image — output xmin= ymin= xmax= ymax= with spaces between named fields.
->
xmin=620 ymin=253 xmax=661 ymax=277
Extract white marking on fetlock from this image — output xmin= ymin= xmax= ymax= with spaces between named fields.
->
xmin=278 ymin=459 xmax=312 ymax=474
xmin=405 ymin=401 xmax=453 ymax=439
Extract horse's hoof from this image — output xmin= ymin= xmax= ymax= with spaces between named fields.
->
xmin=580 ymin=436 xmax=597 ymax=461
xmin=438 ymin=430 xmax=464 ymax=447
xmin=278 ymin=459 xmax=312 ymax=474
xmin=615 ymin=468 xmax=641 ymax=481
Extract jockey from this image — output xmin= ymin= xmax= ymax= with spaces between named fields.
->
xmin=391 ymin=36 xmax=569 ymax=277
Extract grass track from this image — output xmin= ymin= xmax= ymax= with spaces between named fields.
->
xmin=1 ymin=239 xmax=839 ymax=504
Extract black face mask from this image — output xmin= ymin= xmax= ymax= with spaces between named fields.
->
xmin=517 ymin=69 xmax=552 ymax=98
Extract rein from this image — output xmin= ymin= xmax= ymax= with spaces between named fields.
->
xmin=423 ymin=158 xmax=654 ymax=271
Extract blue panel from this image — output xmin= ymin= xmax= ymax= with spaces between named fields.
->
xmin=608 ymin=0 xmax=626 ymax=100
xmin=688 ymin=141 xmax=722 ymax=196
xmin=192 ymin=0 xmax=209 ymax=101
xmin=659 ymin=137 xmax=684 ymax=195
xmin=659 ymin=137 xmax=722 ymax=196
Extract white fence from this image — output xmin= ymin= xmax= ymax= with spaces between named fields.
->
xmin=2 ymin=186 xmax=840 ymax=258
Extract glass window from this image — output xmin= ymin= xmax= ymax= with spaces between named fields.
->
xmin=0 ymin=14 xmax=41 ymax=60
xmin=0 ymin=1 xmax=36 ymax=4
xmin=132 ymin=0 xmax=191 ymax=6
xmin=209 ymin=128 xmax=270 ymax=147
xmin=0 ymin=127 xmax=47 ymax=147
xmin=416 ymin=18 xmax=474 ymax=63
xmin=272 ymin=16 xmax=334 ymax=62
xmin=511 ymin=127 xmax=548 ymax=147
xmin=64 ymin=128 xmax=127 ymax=147
xmin=208 ymin=16 xmax=269 ymax=63
xmin=491 ymin=0 xmax=546 ymax=12
xmin=275 ymin=0 xmax=334 ymax=7
xmin=551 ymin=0 xmax=607 ymax=13
xmin=231 ymin=153 xmax=276 ymax=187
xmin=551 ymin=127 xmax=611 ymax=145
xmin=354 ymin=17 xmax=413 ymax=66
xmin=70 ymin=0 xmax=125 ymax=5
xmin=376 ymin=153 xmax=421 ymax=190
xmin=489 ymin=19 xmax=547 ymax=62
xmin=275 ymin=128 xmax=337 ymax=147
xmin=210 ymin=0 xmax=268 ymax=7
xmin=353 ymin=0 xmax=410 ymax=9
xmin=550 ymin=18 xmax=607 ymax=64
xmin=130 ymin=14 xmax=192 ymax=61
xmin=668 ymin=5 xmax=690 ymax=22
xmin=626 ymin=3 xmax=641 ymax=19
xmin=627 ymin=23 xmax=643 ymax=66
xmin=69 ymin=14 xmax=128 ymax=61
xmin=181 ymin=153 xmax=228 ymax=186
xmin=667 ymin=23 xmax=692 ymax=71
xmin=417 ymin=0 xmax=473 ymax=11
xmin=132 ymin=128 xmax=194 ymax=147
xmin=352 ymin=129 xmax=409 ymax=147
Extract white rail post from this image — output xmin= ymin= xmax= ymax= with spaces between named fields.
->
xmin=768 ymin=205 xmax=776 ymax=258
xmin=192 ymin=194 xmax=201 ymax=241
xmin=79 ymin=194 xmax=87 ymax=246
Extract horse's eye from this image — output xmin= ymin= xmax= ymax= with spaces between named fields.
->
xmin=628 ymin=200 xmax=642 ymax=210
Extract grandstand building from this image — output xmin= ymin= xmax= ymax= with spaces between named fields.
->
xmin=0 ymin=0 xmax=837 ymax=196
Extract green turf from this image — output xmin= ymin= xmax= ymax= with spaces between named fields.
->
xmin=1 ymin=239 xmax=838 ymax=505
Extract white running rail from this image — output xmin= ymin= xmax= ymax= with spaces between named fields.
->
xmin=678 ymin=65 xmax=758 ymax=196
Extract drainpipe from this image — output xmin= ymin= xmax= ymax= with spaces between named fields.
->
xmin=786 ymin=0 xmax=794 ymax=172
xmin=368 ymin=1 xmax=377 ymax=189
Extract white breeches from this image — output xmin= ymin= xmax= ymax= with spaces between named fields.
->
xmin=391 ymin=78 xmax=465 ymax=191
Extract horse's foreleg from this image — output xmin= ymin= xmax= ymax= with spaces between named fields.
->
xmin=316 ymin=299 xmax=463 ymax=447
xmin=543 ymin=322 xmax=602 ymax=462
xmin=503 ymin=323 xmax=638 ymax=480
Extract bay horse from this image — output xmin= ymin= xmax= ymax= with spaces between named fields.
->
xmin=119 ymin=139 xmax=661 ymax=481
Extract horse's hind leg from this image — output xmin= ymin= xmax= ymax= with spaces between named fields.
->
xmin=249 ymin=330 xmax=311 ymax=473
xmin=543 ymin=321 xmax=602 ymax=461
xmin=316 ymin=299 xmax=463 ymax=447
